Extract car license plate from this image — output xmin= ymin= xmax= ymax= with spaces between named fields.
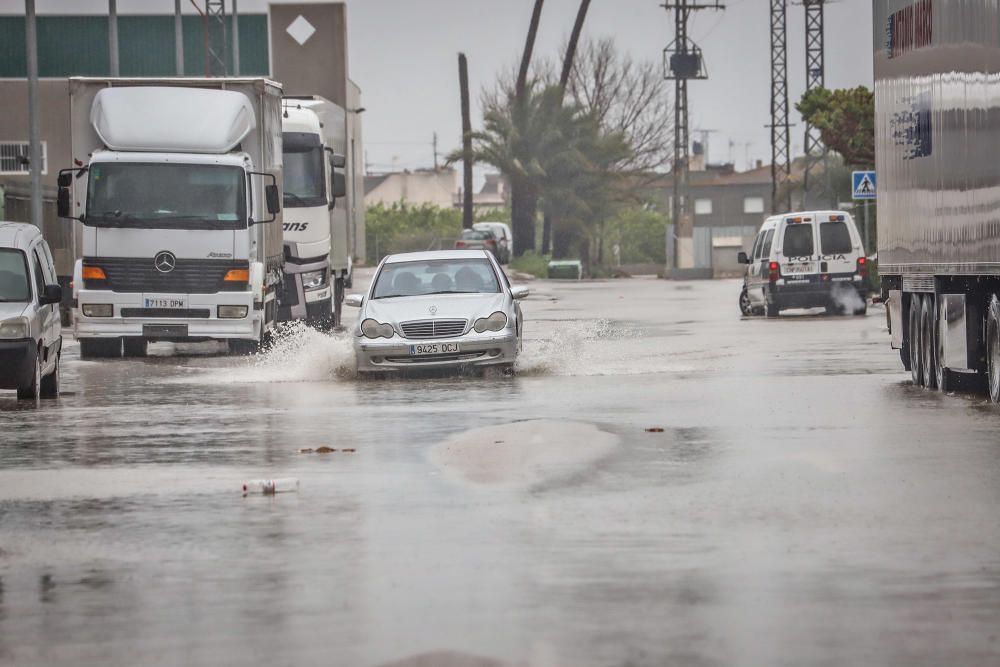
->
xmin=409 ymin=342 xmax=460 ymax=356
xmin=144 ymin=296 xmax=187 ymax=309
xmin=784 ymin=263 xmax=813 ymax=274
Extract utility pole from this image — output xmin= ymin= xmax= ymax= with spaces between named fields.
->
xmin=662 ymin=0 xmax=724 ymax=273
xmin=769 ymin=0 xmax=792 ymax=212
xmin=25 ymin=0 xmax=42 ymax=231
xmin=802 ymin=0 xmax=827 ymax=208
xmin=108 ymin=0 xmax=119 ymax=76
xmin=432 ymin=132 xmax=439 ymax=170
xmin=205 ymin=0 xmax=228 ymax=76
xmin=458 ymin=54 xmax=474 ymax=229
xmin=231 ymin=0 xmax=240 ymax=76
xmin=174 ymin=0 xmax=184 ymax=75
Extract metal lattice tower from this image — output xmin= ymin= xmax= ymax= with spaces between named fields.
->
xmin=662 ymin=0 xmax=724 ymax=270
xmin=802 ymin=0 xmax=826 ymax=204
xmin=205 ymin=0 xmax=228 ymax=76
xmin=769 ymin=0 xmax=792 ymax=212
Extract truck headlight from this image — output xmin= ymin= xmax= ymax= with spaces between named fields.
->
xmin=361 ymin=318 xmax=394 ymax=339
xmin=474 ymin=311 xmax=507 ymax=333
xmin=0 ymin=316 xmax=29 ymax=339
xmin=302 ymin=269 xmax=326 ymax=291
xmin=82 ymin=304 xmax=113 ymax=318
xmin=218 ymin=305 xmax=248 ymax=319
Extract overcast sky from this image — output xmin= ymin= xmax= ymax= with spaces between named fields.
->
xmin=2 ymin=0 xmax=874 ymax=174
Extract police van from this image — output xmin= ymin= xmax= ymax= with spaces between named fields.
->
xmin=738 ymin=210 xmax=868 ymax=318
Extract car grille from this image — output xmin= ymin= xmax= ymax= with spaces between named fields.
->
xmin=400 ymin=319 xmax=467 ymax=339
xmin=84 ymin=258 xmax=248 ymax=294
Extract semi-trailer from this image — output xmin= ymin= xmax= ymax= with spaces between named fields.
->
xmin=875 ymin=0 xmax=1000 ymax=399
xmin=58 ymin=77 xmax=285 ymax=357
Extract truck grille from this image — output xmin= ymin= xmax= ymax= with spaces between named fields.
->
xmin=400 ymin=319 xmax=467 ymax=339
xmin=84 ymin=258 xmax=248 ymax=294
xmin=121 ymin=308 xmax=211 ymax=319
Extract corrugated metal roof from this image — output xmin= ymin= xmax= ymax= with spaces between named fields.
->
xmin=0 ymin=14 xmax=268 ymax=78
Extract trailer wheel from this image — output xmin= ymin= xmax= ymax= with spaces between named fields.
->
xmin=122 ymin=338 xmax=148 ymax=358
xmin=933 ymin=298 xmax=953 ymax=392
xmin=987 ymin=295 xmax=1000 ymax=403
xmin=921 ymin=295 xmax=939 ymax=389
xmin=909 ymin=295 xmax=924 ymax=386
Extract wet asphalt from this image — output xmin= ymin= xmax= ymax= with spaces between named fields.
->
xmin=1 ymin=274 xmax=999 ymax=667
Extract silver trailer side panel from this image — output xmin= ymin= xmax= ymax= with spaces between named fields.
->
xmin=874 ymin=0 xmax=1000 ymax=275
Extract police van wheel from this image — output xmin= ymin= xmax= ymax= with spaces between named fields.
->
xmin=765 ymin=303 xmax=780 ymax=318
xmin=739 ymin=288 xmax=752 ymax=316
xmin=909 ymin=295 xmax=924 ymax=386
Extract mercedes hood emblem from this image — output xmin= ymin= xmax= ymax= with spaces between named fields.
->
xmin=154 ymin=251 xmax=177 ymax=273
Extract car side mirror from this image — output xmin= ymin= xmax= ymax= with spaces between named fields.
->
xmin=344 ymin=294 xmax=364 ymax=308
xmin=511 ymin=286 xmax=530 ymax=300
xmin=41 ymin=284 xmax=62 ymax=305
xmin=737 ymin=251 xmax=749 ymax=265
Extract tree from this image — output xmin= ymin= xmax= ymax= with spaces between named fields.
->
xmin=796 ymin=86 xmax=874 ymax=167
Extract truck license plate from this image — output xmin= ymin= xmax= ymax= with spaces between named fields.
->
xmin=409 ymin=343 xmax=460 ymax=356
xmin=145 ymin=296 xmax=188 ymax=309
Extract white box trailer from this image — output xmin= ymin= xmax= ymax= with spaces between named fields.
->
xmin=59 ymin=77 xmax=285 ymax=357
xmin=874 ymin=0 xmax=1000 ymax=399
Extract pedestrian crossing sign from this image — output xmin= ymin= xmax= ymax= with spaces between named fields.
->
xmin=852 ymin=171 xmax=876 ymax=200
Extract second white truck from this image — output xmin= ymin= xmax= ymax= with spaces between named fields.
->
xmin=279 ymin=96 xmax=352 ymax=329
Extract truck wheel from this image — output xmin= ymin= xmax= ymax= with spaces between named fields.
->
xmin=122 ymin=338 xmax=148 ymax=358
xmin=39 ymin=353 xmax=59 ymax=399
xmin=739 ymin=288 xmax=752 ymax=316
xmin=987 ymin=295 xmax=1000 ymax=403
xmin=333 ymin=276 xmax=345 ymax=329
xmin=80 ymin=338 xmax=122 ymax=359
xmin=228 ymin=338 xmax=261 ymax=356
xmin=16 ymin=352 xmax=41 ymax=400
xmin=921 ymin=295 xmax=939 ymax=389
xmin=909 ymin=295 xmax=924 ymax=386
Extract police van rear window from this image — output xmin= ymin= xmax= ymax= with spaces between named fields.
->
xmin=820 ymin=221 xmax=852 ymax=254
xmin=782 ymin=224 xmax=814 ymax=257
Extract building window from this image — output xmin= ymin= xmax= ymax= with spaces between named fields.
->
xmin=0 ymin=141 xmax=47 ymax=176
xmin=694 ymin=198 xmax=712 ymax=215
xmin=743 ymin=196 xmax=765 ymax=214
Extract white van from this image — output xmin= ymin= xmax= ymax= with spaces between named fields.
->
xmin=0 ymin=222 xmax=62 ymax=399
xmin=738 ymin=210 xmax=868 ymax=317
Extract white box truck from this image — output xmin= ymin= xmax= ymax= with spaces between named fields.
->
xmin=875 ymin=0 xmax=1000 ymax=399
xmin=278 ymin=96 xmax=352 ymax=329
xmin=57 ymin=77 xmax=285 ymax=357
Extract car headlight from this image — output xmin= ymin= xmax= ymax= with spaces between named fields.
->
xmin=302 ymin=269 xmax=327 ymax=291
xmin=361 ymin=318 xmax=394 ymax=339
xmin=473 ymin=311 xmax=508 ymax=333
xmin=0 ymin=316 xmax=29 ymax=339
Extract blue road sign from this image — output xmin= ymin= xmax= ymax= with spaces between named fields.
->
xmin=852 ymin=171 xmax=876 ymax=200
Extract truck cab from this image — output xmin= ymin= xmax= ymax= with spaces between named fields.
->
xmin=60 ymin=81 xmax=284 ymax=358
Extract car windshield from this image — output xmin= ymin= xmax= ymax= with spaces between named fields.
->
xmin=373 ymin=258 xmax=501 ymax=298
xmin=87 ymin=163 xmax=246 ymax=229
xmin=283 ymin=132 xmax=326 ymax=207
xmin=461 ymin=229 xmax=492 ymax=240
xmin=0 ymin=248 xmax=30 ymax=302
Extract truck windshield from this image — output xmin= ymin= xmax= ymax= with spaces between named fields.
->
xmin=86 ymin=163 xmax=246 ymax=230
xmin=0 ymin=249 xmax=30 ymax=302
xmin=283 ymin=132 xmax=326 ymax=208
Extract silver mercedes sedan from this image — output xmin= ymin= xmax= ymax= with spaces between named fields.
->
xmin=346 ymin=249 xmax=528 ymax=374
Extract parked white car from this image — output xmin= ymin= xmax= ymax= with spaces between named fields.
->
xmin=347 ymin=250 xmax=527 ymax=374
xmin=738 ymin=210 xmax=868 ymax=317
xmin=473 ymin=222 xmax=513 ymax=264
xmin=0 ymin=222 xmax=62 ymax=399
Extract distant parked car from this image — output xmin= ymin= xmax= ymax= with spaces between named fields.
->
xmin=0 ymin=222 xmax=62 ymax=399
xmin=346 ymin=249 xmax=528 ymax=374
xmin=455 ymin=228 xmax=500 ymax=260
xmin=473 ymin=222 xmax=512 ymax=264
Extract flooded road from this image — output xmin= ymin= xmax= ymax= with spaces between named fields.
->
xmin=2 ymin=275 xmax=1000 ymax=666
